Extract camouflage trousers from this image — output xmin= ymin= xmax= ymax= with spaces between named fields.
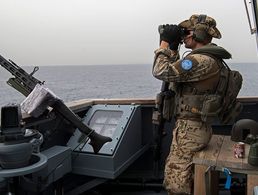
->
xmin=163 ymin=119 xmax=212 ymax=195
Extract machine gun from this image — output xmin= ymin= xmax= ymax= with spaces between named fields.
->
xmin=0 ymin=54 xmax=112 ymax=153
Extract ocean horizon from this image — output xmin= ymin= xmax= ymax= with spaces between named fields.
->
xmin=0 ymin=63 xmax=257 ymax=108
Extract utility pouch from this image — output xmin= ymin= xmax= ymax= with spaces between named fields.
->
xmin=162 ymin=90 xmax=176 ymax=121
xmin=201 ymin=95 xmax=222 ymax=123
xmin=152 ymin=92 xmax=163 ymax=125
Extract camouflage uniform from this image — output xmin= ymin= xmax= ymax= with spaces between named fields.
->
xmin=164 ymin=119 xmax=212 ymax=194
xmin=152 ymin=15 xmax=230 ymax=195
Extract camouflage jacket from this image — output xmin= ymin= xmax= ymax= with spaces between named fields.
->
xmin=152 ymin=43 xmax=231 ymax=94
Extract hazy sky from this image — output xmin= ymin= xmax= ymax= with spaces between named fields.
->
xmin=0 ymin=0 xmax=257 ymax=66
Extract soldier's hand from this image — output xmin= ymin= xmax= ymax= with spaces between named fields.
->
xmin=159 ymin=24 xmax=181 ymax=44
xmin=169 ymin=31 xmax=183 ymax=51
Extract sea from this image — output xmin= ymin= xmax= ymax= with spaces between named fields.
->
xmin=0 ymin=63 xmax=257 ymax=108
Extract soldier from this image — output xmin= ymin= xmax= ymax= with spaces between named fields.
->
xmin=152 ymin=14 xmax=232 ymax=195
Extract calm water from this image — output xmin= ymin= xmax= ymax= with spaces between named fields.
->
xmin=0 ymin=63 xmax=257 ymax=108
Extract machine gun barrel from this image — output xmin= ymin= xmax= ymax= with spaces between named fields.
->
xmin=0 ymin=54 xmax=112 ymax=153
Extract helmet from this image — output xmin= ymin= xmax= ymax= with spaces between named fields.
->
xmin=178 ymin=14 xmax=221 ymax=42
xmin=231 ymin=119 xmax=258 ymax=142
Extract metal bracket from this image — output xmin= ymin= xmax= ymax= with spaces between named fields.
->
xmin=244 ymin=0 xmax=257 ymax=34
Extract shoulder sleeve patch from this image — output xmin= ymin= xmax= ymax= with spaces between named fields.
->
xmin=181 ymin=59 xmax=193 ymax=71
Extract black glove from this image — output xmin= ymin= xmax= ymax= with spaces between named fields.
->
xmin=159 ymin=24 xmax=181 ymax=44
xmin=169 ymin=36 xmax=183 ymax=50
xmin=169 ymin=41 xmax=180 ymax=50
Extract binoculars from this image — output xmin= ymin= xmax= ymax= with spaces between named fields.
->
xmin=158 ymin=24 xmax=190 ymax=39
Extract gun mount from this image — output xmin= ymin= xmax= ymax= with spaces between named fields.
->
xmin=0 ymin=104 xmax=44 ymax=169
xmin=0 ymin=54 xmax=153 ymax=194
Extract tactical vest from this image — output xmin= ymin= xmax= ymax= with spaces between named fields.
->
xmin=174 ymin=54 xmax=242 ymax=124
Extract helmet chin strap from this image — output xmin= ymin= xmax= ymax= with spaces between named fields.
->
xmin=175 ymin=43 xmax=182 ymax=59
